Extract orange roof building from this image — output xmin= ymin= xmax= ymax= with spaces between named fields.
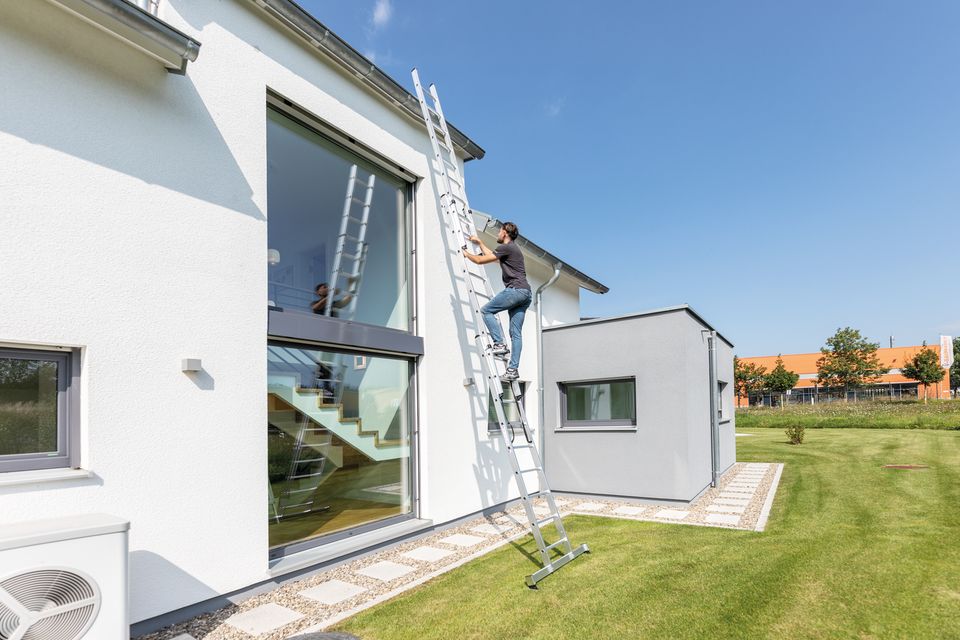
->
xmin=738 ymin=344 xmax=951 ymax=405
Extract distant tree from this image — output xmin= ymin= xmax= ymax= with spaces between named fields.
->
xmin=734 ymin=356 xmax=768 ymax=407
xmin=765 ymin=356 xmax=800 ymax=409
xmin=902 ymin=347 xmax=944 ymax=404
xmin=951 ymin=337 xmax=960 ymax=395
xmin=816 ymin=327 xmax=888 ymax=402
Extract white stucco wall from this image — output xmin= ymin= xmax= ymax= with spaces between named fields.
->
xmin=0 ymin=0 xmax=584 ymax=624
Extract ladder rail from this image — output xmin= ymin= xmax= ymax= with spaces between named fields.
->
xmin=412 ymin=68 xmax=587 ymax=585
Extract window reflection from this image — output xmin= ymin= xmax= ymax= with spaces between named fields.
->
xmin=267 ymin=344 xmax=412 ymax=549
xmin=267 ymin=108 xmax=409 ymax=330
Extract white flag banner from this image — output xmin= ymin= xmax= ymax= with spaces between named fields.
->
xmin=941 ymin=335 xmax=955 ymax=369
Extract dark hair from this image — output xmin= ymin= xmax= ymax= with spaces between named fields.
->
xmin=502 ymin=222 xmax=519 ymax=240
xmin=315 ymin=282 xmax=328 ymax=291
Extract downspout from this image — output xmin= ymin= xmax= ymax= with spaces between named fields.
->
xmin=707 ymin=331 xmax=720 ymax=487
xmin=536 ymin=264 xmax=563 ymax=466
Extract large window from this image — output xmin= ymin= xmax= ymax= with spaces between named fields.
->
xmin=268 ymin=344 xmax=413 ymax=554
xmin=266 ymin=107 xmax=410 ymax=330
xmin=560 ymin=378 xmax=636 ymax=427
xmin=266 ymin=102 xmax=419 ymax=557
xmin=0 ymin=348 xmax=76 ymax=472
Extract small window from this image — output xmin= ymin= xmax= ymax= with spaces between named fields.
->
xmin=717 ymin=380 xmax=729 ymax=422
xmin=560 ymin=378 xmax=636 ymax=427
xmin=0 ymin=348 xmax=77 ymax=472
xmin=488 ymin=382 xmax=526 ymax=434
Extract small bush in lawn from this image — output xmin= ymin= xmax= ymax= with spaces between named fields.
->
xmin=785 ymin=423 xmax=805 ymax=444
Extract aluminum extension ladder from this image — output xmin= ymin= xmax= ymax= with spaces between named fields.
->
xmin=412 ymin=68 xmax=589 ymax=587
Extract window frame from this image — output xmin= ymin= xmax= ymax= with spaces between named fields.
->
xmin=558 ymin=376 xmax=637 ymax=428
xmin=265 ymin=97 xmax=418 ymax=339
xmin=267 ymin=339 xmax=419 ymax=560
xmin=0 ymin=347 xmax=80 ymax=473
xmin=264 ymin=95 xmax=423 ymax=559
xmin=488 ymin=381 xmax=527 ymax=435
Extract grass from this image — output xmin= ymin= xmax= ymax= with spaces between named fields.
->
xmin=737 ymin=399 xmax=960 ymax=430
xmin=335 ymin=429 xmax=960 ymax=639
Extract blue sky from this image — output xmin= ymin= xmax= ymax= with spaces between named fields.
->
xmin=299 ymin=0 xmax=959 ymax=356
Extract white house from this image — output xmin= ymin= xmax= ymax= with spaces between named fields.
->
xmin=0 ymin=1 xmax=733 ymax=635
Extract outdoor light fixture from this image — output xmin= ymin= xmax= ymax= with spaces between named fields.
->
xmin=267 ymin=249 xmax=280 ymax=266
xmin=181 ymin=358 xmax=202 ymax=373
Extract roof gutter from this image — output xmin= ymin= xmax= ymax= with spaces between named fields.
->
xmin=250 ymin=0 xmax=485 ymax=161
xmin=474 ymin=212 xmax=608 ymax=294
xmin=45 ymin=0 xmax=201 ymax=74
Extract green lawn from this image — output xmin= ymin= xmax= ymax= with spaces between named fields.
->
xmin=737 ymin=399 xmax=960 ymax=430
xmin=336 ymin=429 xmax=960 ymax=639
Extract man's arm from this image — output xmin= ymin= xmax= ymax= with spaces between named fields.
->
xmin=463 ymin=235 xmax=499 ymax=265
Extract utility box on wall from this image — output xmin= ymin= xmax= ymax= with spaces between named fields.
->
xmin=542 ymin=306 xmax=735 ymax=502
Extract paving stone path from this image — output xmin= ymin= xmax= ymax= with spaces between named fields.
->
xmin=138 ymin=462 xmax=782 ymax=640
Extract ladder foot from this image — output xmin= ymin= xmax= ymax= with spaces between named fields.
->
xmin=524 ymin=544 xmax=589 ymax=588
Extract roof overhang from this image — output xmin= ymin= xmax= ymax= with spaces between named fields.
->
xmin=44 ymin=0 xmax=201 ymax=74
xmin=544 ymin=305 xmax=735 ymax=348
xmin=249 ymin=0 xmax=485 ymax=161
xmin=473 ymin=211 xmax=608 ymax=294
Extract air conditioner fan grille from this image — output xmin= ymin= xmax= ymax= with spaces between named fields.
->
xmin=0 ymin=569 xmax=100 ymax=640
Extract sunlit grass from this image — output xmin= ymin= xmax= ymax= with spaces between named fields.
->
xmin=336 ymin=429 xmax=960 ymax=639
xmin=737 ymin=399 xmax=960 ymax=430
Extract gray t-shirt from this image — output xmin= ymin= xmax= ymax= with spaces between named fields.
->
xmin=493 ymin=241 xmax=530 ymax=290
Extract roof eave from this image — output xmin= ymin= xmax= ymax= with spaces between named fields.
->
xmin=473 ymin=211 xmax=608 ymax=294
xmin=250 ymin=0 xmax=485 ymax=161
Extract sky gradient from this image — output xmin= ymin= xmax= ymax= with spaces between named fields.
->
xmin=299 ymin=0 xmax=959 ymax=356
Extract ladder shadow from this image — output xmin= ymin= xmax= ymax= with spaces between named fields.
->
xmin=424 ymin=158 xmax=515 ymax=509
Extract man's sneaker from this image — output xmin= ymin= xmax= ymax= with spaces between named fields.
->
xmin=490 ymin=343 xmax=509 ymax=360
xmin=502 ymin=368 xmax=519 ymax=381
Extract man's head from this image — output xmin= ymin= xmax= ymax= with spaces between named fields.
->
xmin=315 ymin=283 xmax=329 ymax=296
xmin=498 ymin=222 xmax=519 ymax=244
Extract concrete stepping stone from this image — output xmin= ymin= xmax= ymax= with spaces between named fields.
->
xmin=299 ymin=579 xmax=367 ymax=605
xmin=705 ymin=513 xmax=741 ymax=525
xmin=532 ymin=505 xmax=551 ymax=515
xmin=171 ymin=635 xmax=196 ymax=640
xmin=573 ymin=502 xmax=606 ymax=511
xmin=401 ymin=546 xmax=456 ymax=563
xmin=355 ymin=560 xmax=417 ymax=582
xmin=727 ymin=483 xmax=758 ymax=489
xmin=225 ymin=603 xmax=304 ymax=635
xmin=612 ymin=505 xmax=645 ymax=516
xmin=715 ymin=497 xmax=750 ymax=506
xmin=439 ymin=533 xmax=485 ymax=547
xmin=724 ymin=487 xmax=756 ymax=493
xmin=706 ymin=504 xmax=746 ymax=514
xmin=470 ymin=523 xmax=512 ymax=535
xmin=654 ymin=509 xmax=689 ymax=520
xmin=720 ymin=491 xmax=753 ymax=499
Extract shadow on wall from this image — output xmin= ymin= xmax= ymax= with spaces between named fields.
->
xmin=128 ymin=550 xmax=227 ymax=628
xmin=0 ymin=1 xmax=261 ymax=221
xmin=171 ymin=1 xmax=437 ymax=162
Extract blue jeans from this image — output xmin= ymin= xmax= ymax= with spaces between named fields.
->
xmin=481 ymin=287 xmax=532 ymax=370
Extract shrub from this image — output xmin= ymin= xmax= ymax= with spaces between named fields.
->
xmin=785 ymin=423 xmax=805 ymax=444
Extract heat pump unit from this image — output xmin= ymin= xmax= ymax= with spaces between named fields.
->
xmin=0 ymin=514 xmax=129 ymax=640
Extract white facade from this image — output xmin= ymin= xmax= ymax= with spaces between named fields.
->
xmin=0 ymin=0 xmax=587 ymax=626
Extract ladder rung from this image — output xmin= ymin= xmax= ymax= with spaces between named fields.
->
xmin=350 ymin=196 xmax=369 ymax=206
xmin=544 ymin=538 xmax=569 ymax=553
xmin=534 ymin=515 xmax=560 ymax=528
xmin=526 ymin=488 xmax=551 ymax=497
xmin=348 ymin=215 xmax=364 ymax=223
xmin=518 ymin=467 xmax=542 ymax=475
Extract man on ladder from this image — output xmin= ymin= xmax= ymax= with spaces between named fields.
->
xmin=465 ymin=222 xmax=531 ymax=382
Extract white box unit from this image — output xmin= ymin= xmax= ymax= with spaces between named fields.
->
xmin=0 ymin=514 xmax=129 ymax=640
